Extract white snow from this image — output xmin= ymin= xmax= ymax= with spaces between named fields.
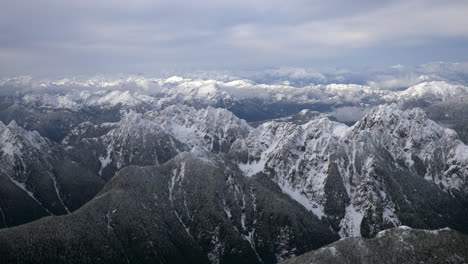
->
xmin=398 ymin=225 xmax=412 ymax=230
xmin=279 ymin=183 xmax=325 ymax=219
xmin=12 ymin=75 xmax=467 ymax=112
xmin=168 ymin=163 xmax=191 ymax=236
xmin=326 ymin=247 xmax=337 ymax=256
xmin=427 ymin=227 xmax=451 ymax=234
xmin=455 ymin=144 xmax=468 ymax=160
xmin=383 ymin=207 xmax=400 ymax=226
xmin=0 ymin=206 xmax=6 ymax=227
xmin=238 ymin=159 xmax=267 ymax=177
xmin=332 ymin=124 xmax=351 ymax=138
xmin=223 ymin=205 xmax=232 ymax=219
xmin=383 ymin=81 xmax=468 ymax=103
xmin=6 ymin=173 xmax=53 ymax=215
xmin=1 ymin=142 xmax=16 ymax=157
xmin=339 ymin=204 xmax=363 ymax=237
xmin=98 ymin=146 xmax=113 ymax=176
xmin=49 ymin=172 xmax=71 ymax=214
xmin=2 ymin=76 xmax=467 ymax=242
xmin=376 ymin=226 xmax=451 ymax=238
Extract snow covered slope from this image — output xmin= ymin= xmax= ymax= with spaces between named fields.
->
xmin=4 ymin=76 xmax=468 ymax=110
xmin=230 ymin=105 xmax=468 ymax=237
xmin=64 ymin=102 xmax=467 ymax=238
xmin=0 ymin=97 xmax=467 ymax=264
xmin=58 ymin=102 xmax=468 ymax=238
xmin=63 ymin=110 xmax=186 ymax=180
xmin=350 ymin=104 xmax=468 ymax=192
xmin=383 ymin=81 xmax=468 ymax=105
xmin=0 ymin=121 xmax=102 ymax=227
xmin=2 ymin=87 xmax=468 ymax=239
xmin=145 ymin=105 xmax=251 ymax=153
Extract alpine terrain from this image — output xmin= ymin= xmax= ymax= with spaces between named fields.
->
xmin=0 ymin=75 xmax=467 ymax=263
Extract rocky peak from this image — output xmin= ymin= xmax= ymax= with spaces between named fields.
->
xmin=0 ymin=120 xmax=51 ymax=160
xmin=350 ymin=104 xmax=468 ymax=192
xmin=146 ymin=105 xmax=252 ymax=153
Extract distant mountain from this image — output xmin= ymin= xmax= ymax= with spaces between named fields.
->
xmin=1 ymin=76 xmax=467 ymax=142
xmin=383 ymin=81 xmax=468 ymax=107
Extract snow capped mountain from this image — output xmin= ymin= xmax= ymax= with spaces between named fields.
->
xmin=62 ymin=105 xmax=250 ymax=182
xmin=231 ymin=111 xmax=378 ymax=237
xmin=20 ymin=89 xmax=159 ymax=110
xmin=0 ymin=152 xmax=338 ymax=264
xmin=0 ymin=121 xmax=102 ymax=227
xmin=63 ymin=110 xmax=186 ymax=180
xmin=3 ymin=76 xmax=468 ymax=122
xmin=229 ymin=104 xmax=468 ymax=237
xmin=2 ymin=91 xmax=467 ymax=238
xmin=383 ymin=81 xmax=468 ymax=105
xmin=322 ymin=83 xmax=386 ymax=103
xmin=0 ymin=120 xmax=51 ymax=159
xmin=15 ymin=97 xmax=462 ymax=239
xmin=64 ymin=101 xmax=467 ymax=239
xmin=145 ymin=105 xmax=251 ymax=153
xmin=3 ymin=62 xmax=468 ymax=263
xmin=22 ymin=93 xmax=81 ymax=110
xmin=232 ymin=113 xmax=347 ymax=219
xmin=0 ymin=120 xmax=60 ymax=215
xmin=351 ymin=104 xmax=468 ymax=192
xmin=1 ymin=81 xmax=468 ymax=263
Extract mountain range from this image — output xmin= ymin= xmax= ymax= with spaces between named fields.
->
xmin=0 ymin=76 xmax=467 ymax=263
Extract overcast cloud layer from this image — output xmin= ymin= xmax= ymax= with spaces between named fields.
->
xmin=1 ymin=0 xmax=468 ymax=76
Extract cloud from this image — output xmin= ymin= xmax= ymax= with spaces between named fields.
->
xmin=1 ymin=0 xmax=468 ymax=75
xmin=328 ymin=106 xmax=373 ymax=123
xmin=225 ymin=1 xmax=468 ymax=54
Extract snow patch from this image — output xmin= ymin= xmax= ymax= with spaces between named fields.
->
xmin=279 ymin=183 xmax=325 ymax=219
xmin=238 ymin=159 xmax=267 ymax=177
xmin=339 ymin=204 xmax=363 ymax=237
xmin=98 ymin=146 xmax=113 ymax=176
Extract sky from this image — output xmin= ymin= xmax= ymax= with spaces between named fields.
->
xmin=1 ymin=0 xmax=468 ymax=76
